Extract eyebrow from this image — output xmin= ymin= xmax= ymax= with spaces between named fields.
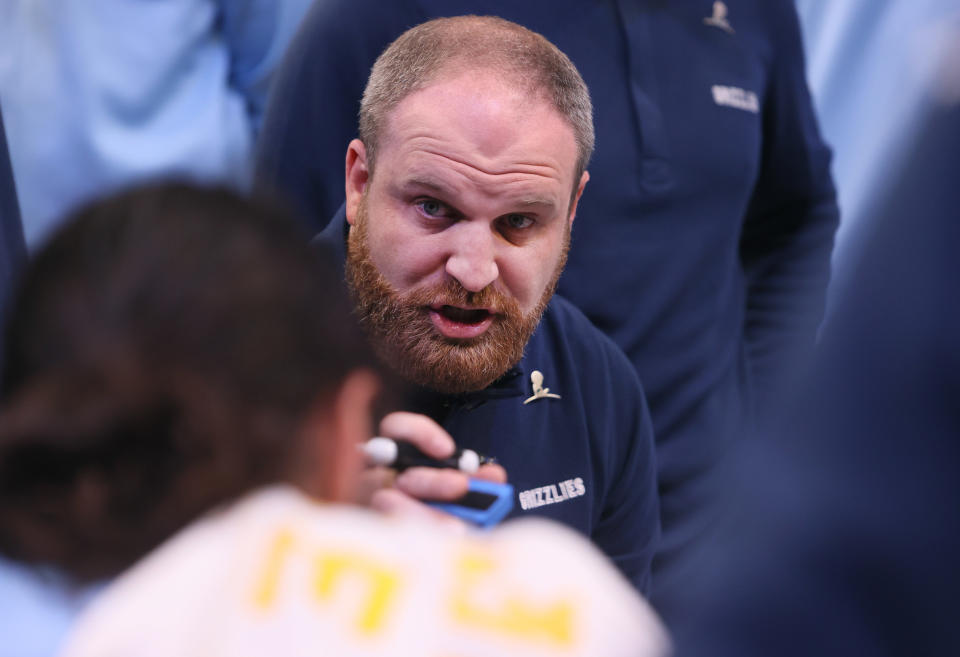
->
xmin=399 ymin=175 xmax=558 ymax=213
xmin=515 ymin=196 xmax=557 ymax=211
xmin=399 ymin=175 xmax=455 ymax=197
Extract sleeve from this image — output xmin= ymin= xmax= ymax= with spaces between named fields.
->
xmin=739 ymin=0 xmax=839 ymax=410
xmin=253 ymin=0 xmax=427 ymax=231
xmin=589 ymin=339 xmax=661 ymax=596
xmin=217 ymin=0 xmax=315 ymax=134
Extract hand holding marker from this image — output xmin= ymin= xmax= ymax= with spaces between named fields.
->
xmin=362 ymin=436 xmax=494 ymax=473
xmin=362 ymin=437 xmax=514 ymax=528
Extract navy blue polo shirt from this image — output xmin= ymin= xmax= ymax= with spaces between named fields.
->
xmin=316 ymin=207 xmax=660 ymax=594
xmin=258 ymin=0 xmax=838 ymax=609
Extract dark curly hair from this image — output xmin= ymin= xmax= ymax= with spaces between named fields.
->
xmin=0 ymin=183 xmax=379 ymax=582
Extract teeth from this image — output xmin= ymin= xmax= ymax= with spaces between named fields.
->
xmin=440 ymin=305 xmax=489 ymax=324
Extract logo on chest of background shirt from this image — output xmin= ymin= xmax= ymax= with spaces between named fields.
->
xmin=704 ymin=1 xmax=734 ymax=34
xmin=518 ymin=477 xmax=586 ymax=510
xmin=711 ymin=85 xmax=759 ymax=113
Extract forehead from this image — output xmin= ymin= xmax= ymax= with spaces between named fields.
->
xmin=376 ymin=70 xmax=579 ymax=203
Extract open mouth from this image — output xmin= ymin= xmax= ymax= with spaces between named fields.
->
xmin=428 ymin=304 xmax=495 ymax=339
xmin=436 ymin=305 xmax=492 ymax=324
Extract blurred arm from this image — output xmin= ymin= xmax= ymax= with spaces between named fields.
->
xmin=739 ymin=0 xmax=839 ymax=409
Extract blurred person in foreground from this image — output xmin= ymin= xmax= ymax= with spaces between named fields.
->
xmin=277 ymin=15 xmax=661 ymax=594
xmin=674 ymin=51 xmax=960 ymax=657
xmin=257 ymin=1 xmax=839 ymax=613
xmin=0 ymin=183 xmax=667 ymax=657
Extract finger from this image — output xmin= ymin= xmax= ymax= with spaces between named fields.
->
xmin=474 ymin=463 xmax=508 ymax=484
xmin=351 ymin=466 xmax=396 ymax=506
xmin=378 ymin=412 xmax=455 ymax=458
xmin=394 ymin=466 xmax=470 ymax=501
xmin=370 ymin=489 xmax=467 ymax=533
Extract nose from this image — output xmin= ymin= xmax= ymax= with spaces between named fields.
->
xmin=444 ymin=223 xmax=499 ymax=293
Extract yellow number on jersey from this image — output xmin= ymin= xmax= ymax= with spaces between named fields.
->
xmin=314 ymin=553 xmax=401 ymax=635
xmin=251 ymin=529 xmax=402 ymax=636
xmin=450 ymin=551 xmax=575 ymax=646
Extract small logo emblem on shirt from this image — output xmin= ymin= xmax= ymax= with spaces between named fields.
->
xmin=704 ymin=1 xmax=734 ymax=34
xmin=523 ymin=370 xmax=562 ymax=405
xmin=711 ymin=85 xmax=759 ymax=113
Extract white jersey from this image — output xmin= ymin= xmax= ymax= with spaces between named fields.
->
xmin=60 ymin=486 xmax=667 ymax=657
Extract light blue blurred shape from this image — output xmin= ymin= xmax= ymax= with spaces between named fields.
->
xmin=796 ymin=0 xmax=960 ymax=290
xmin=0 ymin=0 xmax=312 ymax=249
xmin=0 ymin=557 xmax=101 ymax=657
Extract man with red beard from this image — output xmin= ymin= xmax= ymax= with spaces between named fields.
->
xmin=310 ymin=16 xmax=660 ymax=593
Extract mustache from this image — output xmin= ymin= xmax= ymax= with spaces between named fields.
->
xmin=400 ymin=278 xmax=521 ymax=316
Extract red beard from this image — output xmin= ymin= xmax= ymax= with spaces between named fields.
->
xmin=345 ymin=199 xmax=566 ymax=394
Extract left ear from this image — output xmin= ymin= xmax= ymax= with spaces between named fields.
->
xmin=345 ymin=139 xmax=370 ymax=227
xmin=567 ymin=170 xmax=590 ymax=228
xmin=296 ymin=369 xmax=381 ymax=503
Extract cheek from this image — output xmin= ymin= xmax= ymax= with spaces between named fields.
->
xmin=367 ymin=225 xmax=446 ymax=291
xmin=500 ymin=245 xmax=561 ymax=311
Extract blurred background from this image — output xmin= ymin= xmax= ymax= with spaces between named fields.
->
xmin=3 ymin=0 xmax=957 ymax=264
xmin=1 ymin=1 xmax=958 ymax=656
xmin=794 ymin=0 xmax=960 ymax=317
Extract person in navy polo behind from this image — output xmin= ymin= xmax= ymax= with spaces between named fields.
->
xmin=257 ymin=0 xmax=839 ymax=615
xmin=308 ymin=16 xmax=660 ymax=594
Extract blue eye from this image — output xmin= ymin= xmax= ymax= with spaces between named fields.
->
xmin=417 ymin=199 xmax=446 ymax=217
xmin=504 ymin=214 xmax=534 ymax=230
